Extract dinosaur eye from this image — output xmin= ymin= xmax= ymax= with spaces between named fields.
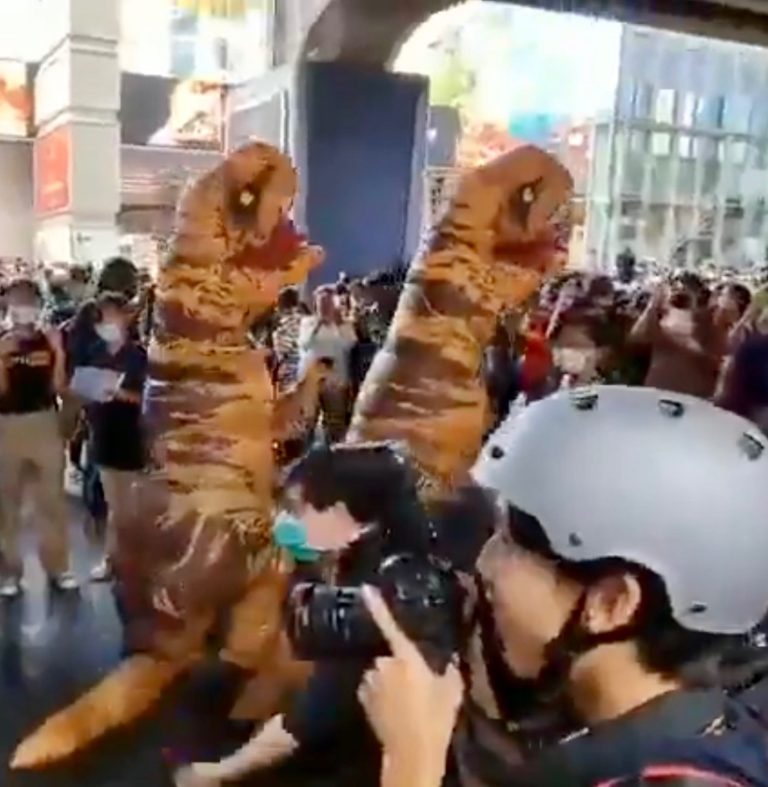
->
xmin=239 ymin=189 xmax=256 ymax=207
xmin=522 ymin=185 xmax=536 ymax=204
xmin=509 ymin=179 xmax=542 ymax=229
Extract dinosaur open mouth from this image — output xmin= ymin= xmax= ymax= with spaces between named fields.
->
xmin=493 ymin=209 xmax=571 ymax=271
xmin=240 ymin=217 xmax=308 ymax=272
xmin=493 ymin=234 xmax=566 ymax=272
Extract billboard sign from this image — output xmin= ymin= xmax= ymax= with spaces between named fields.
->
xmin=121 ymin=73 xmax=225 ymax=150
xmin=0 ymin=59 xmax=31 ymax=137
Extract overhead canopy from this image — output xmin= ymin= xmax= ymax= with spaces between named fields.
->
xmin=303 ymin=0 xmax=768 ymax=66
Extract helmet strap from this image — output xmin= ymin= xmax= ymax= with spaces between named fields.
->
xmin=538 ymin=592 xmax=640 ymax=695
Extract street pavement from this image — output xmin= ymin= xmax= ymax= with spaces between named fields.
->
xmin=0 ymin=505 xmax=172 ymax=787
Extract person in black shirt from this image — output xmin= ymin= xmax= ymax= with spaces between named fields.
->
xmin=64 ymin=257 xmax=141 ymax=538
xmin=177 ymin=444 xmax=437 ymax=787
xmin=76 ymin=292 xmax=147 ymax=582
xmin=0 ymin=278 xmax=78 ymax=597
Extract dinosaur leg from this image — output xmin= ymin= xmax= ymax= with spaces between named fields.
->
xmin=11 ymin=655 xmax=184 ymax=769
xmin=219 ymin=557 xmax=313 ymax=722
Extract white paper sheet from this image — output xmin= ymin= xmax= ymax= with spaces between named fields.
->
xmin=70 ymin=366 xmax=124 ymax=403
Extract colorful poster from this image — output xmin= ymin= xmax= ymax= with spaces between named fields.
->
xmin=35 ymin=126 xmax=71 ymax=214
xmin=0 ymin=59 xmax=31 ymax=137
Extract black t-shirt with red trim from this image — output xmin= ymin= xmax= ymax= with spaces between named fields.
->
xmin=456 ymin=689 xmax=768 ymax=786
xmin=601 ymin=763 xmax=750 ymax=785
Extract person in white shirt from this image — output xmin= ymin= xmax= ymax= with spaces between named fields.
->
xmin=298 ymin=286 xmax=357 ymax=442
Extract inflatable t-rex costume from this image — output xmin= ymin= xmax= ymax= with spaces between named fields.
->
xmin=12 ymin=142 xmax=324 ymax=768
xmin=12 ymin=143 xmax=572 ymax=769
xmin=349 ymin=144 xmax=573 ymax=491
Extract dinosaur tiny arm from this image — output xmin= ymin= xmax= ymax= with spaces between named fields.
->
xmin=271 ymin=361 xmax=324 ymax=444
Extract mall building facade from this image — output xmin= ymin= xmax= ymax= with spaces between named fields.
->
xmin=3 ymin=0 xmax=768 ymax=281
xmin=585 ymin=26 xmax=768 ymax=270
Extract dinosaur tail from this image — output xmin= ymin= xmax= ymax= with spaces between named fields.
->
xmin=11 ymin=655 xmax=183 ymax=770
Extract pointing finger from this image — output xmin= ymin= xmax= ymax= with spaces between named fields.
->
xmin=362 ymin=585 xmax=422 ymax=660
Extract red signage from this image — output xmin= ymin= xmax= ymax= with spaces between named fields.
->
xmin=35 ymin=125 xmax=71 ymax=214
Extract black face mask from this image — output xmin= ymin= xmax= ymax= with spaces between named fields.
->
xmin=473 ymin=577 xmax=579 ymax=743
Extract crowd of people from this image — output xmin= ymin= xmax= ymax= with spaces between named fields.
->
xmin=2 ymin=250 xmax=768 ymax=786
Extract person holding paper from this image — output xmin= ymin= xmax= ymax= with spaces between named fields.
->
xmin=77 ymin=292 xmax=148 ymax=582
xmin=0 ymin=277 xmax=78 ymax=597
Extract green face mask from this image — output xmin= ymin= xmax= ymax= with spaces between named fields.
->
xmin=273 ymin=512 xmax=321 ymax=563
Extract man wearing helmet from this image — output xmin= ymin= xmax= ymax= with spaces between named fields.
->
xmin=356 ymin=387 xmax=768 ymax=787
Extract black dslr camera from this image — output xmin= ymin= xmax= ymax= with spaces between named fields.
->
xmin=286 ymin=553 xmax=465 ymax=673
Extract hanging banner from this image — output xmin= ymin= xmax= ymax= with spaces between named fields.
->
xmin=35 ymin=125 xmax=71 ymax=215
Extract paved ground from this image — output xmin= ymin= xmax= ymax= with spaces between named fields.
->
xmin=0 ymin=507 xmax=172 ymax=787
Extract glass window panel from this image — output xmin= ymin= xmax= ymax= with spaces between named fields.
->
xmin=731 ymin=140 xmax=748 ymax=166
xmin=681 ymin=92 xmax=697 ymax=127
xmin=678 ymin=134 xmax=694 ymax=159
xmin=724 ymin=95 xmax=752 ymax=134
xmin=633 ymin=83 xmax=654 ymax=120
xmin=655 ymin=89 xmax=676 ymax=124
xmin=651 ymin=132 xmax=671 ymax=157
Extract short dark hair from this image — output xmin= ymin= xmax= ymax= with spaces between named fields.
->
xmin=427 ymin=484 xmax=497 ymax=572
xmin=69 ymin=264 xmax=91 ymax=284
xmin=727 ymin=283 xmax=752 ymax=317
xmin=283 ymin=443 xmax=434 ymax=557
xmin=278 ymin=287 xmax=300 ymax=311
xmin=98 ymin=257 xmax=138 ymax=297
xmin=96 ymin=290 xmax=130 ymax=312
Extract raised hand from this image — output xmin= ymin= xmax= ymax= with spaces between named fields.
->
xmin=357 ymin=586 xmax=463 ymax=778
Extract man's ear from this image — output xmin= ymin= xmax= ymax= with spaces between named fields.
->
xmin=582 ymin=573 xmax=642 ymax=635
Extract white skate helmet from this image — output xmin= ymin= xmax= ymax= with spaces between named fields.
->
xmin=472 ymin=386 xmax=768 ymax=635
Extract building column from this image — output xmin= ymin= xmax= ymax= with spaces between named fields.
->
xmin=33 ymin=0 xmax=121 ymax=267
xmin=292 ymin=61 xmax=429 ymax=283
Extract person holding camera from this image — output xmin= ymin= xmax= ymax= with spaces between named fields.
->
xmin=358 ymin=387 xmax=768 ymax=786
xmin=177 ymin=443 xmax=438 ymax=787
xmin=630 ymin=273 xmax=725 ymax=399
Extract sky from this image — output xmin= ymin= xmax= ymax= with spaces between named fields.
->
xmin=394 ymin=1 xmax=623 ymax=127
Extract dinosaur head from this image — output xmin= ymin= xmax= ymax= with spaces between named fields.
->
xmin=161 ymin=142 xmax=323 ymax=339
xmin=438 ymin=145 xmax=573 ymax=309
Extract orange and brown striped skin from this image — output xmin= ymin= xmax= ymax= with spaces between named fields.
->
xmin=11 ymin=142 xmax=324 ymax=769
xmin=272 ymin=359 xmax=329 ymax=464
xmin=348 ymin=145 xmax=573 ymax=491
xmin=116 ymin=142 xmax=323 ymax=650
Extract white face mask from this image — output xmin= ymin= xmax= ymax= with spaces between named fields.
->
xmin=96 ymin=322 xmax=124 ymax=345
xmin=8 ymin=305 xmax=40 ymax=327
xmin=554 ymin=347 xmax=598 ymax=376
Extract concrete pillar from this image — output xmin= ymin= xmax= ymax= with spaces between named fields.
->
xmin=292 ymin=61 xmax=429 ymax=283
xmin=33 ymin=0 xmax=121 ymax=267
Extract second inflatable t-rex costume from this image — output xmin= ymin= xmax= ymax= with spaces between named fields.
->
xmin=349 ymin=144 xmax=573 ymax=492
